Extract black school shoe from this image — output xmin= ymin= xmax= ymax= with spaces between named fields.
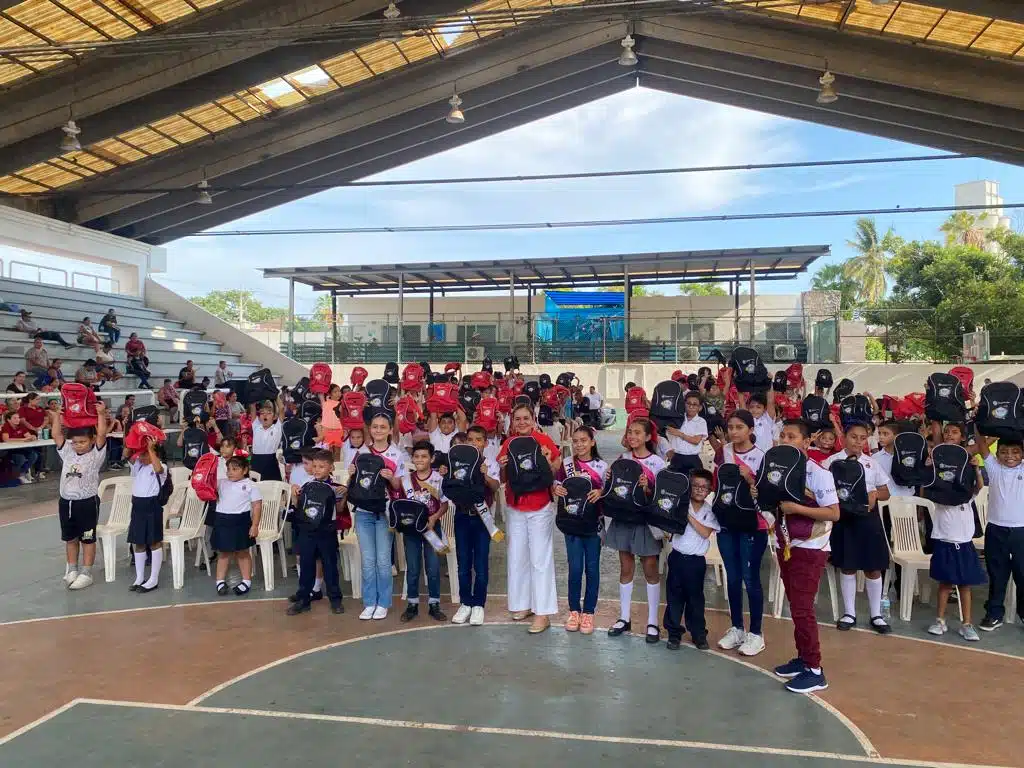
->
xmin=645 ymin=624 xmax=661 ymax=644
xmin=979 ymin=615 xmax=1003 ymax=632
xmin=286 ymin=602 xmax=311 ymax=616
xmin=693 ymin=636 xmax=710 ymax=651
xmin=400 ymin=603 xmax=419 ymax=623
xmin=310 ymin=589 xmax=323 ymax=601
xmin=331 ymin=599 xmax=344 ymax=615
xmin=608 ymin=619 xmax=631 ymax=637
xmin=428 ymin=603 xmax=447 ymax=622
xmin=836 ymin=614 xmax=856 ymax=631
xmin=666 ymin=637 xmax=681 ymax=651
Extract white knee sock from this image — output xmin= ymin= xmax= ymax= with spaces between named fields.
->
xmin=841 ymin=572 xmax=857 ymax=617
xmin=618 ymin=581 xmax=633 ymax=622
xmin=646 ymin=582 xmax=661 ymax=627
xmin=143 ymin=548 xmax=163 ymax=588
xmin=865 ymin=576 xmax=883 ymax=618
xmin=133 ymin=552 xmax=146 ymax=586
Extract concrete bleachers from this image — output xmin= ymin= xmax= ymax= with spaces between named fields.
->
xmin=0 ymin=277 xmax=265 ymax=385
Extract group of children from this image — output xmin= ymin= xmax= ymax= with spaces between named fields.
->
xmin=48 ymin=359 xmax=1022 ymax=699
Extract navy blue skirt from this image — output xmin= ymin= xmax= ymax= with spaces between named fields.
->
xmin=250 ymin=453 xmax=281 ymax=481
xmin=929 ymin=540 xmax=986 ymax=586
xmin=127 ymin=496 xmax=164 ymax=547
xmin=212 ymin=511 xmax=255 ymax=553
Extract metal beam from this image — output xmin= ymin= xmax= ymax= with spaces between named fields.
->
xmin=0 ymin=0 xmax=399 ymax=152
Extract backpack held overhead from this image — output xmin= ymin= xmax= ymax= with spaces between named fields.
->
xmin=650 ymin=380 xmax=685 ymax=429
xmin=815 ymin=368 xmax=833 ymax=391
xmin=802 ymin=394 xmax=830 ymax=428
xmin=839 ymin=394 xmax=873 ymax=429
xmin=309 ymin=362 xmax=332 ymax=395
xmin=347 ymin=453 xmax=388 ymax=513
xmin=890 ymin=431 xmax=930 ymax=487
xmin=181 ymin=427 xmax=209 ymax=471
xmin=505 ymin=436 xmax=554 ymax=503
xmin=772 ymin=370 xmax=788 ymax=393
xmin=644 ymin=470 xmax=691 ymax=535
xmin=833 ymin=378 xmax=855 ymax=402
xmin=363 ymin=379 xmax=394 ymax=422
xmin=61 ymin=383 xmax=98 ymax=429
xmin=923 ymin=443 xmax=977 ymax=507
xmin=299 ymin=400 xmax=322 ymax=427
xmin=712 ymin=463 xmax=759 ymax=533
xmin=382 ymin=362 xmax=400 ymax=385
xmin=829 ymin=456 xmax=870 ymax=519
xmin=729 ymin=346 xmax=770 ymax=393
xmin=601 ymin=459 xmax=649 ymax=525
xmin=976 ymin=381 xmax=1024 ymax=440
xmin=350 ymin=366 xmax=369 ymax=388
xmin=925 ymin=372 xmax=966 ymax=423
xmin=401 ymin=363 xmax=425 ymax=393
xmin=191 ymin=452 xmax=219 ymax=502
xmin=292 ymin=377 xmax=311 ymax=402
xmin=245 ymin=368 xmax=278 ymax=405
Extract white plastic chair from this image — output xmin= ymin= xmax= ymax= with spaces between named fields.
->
xmin=972 ymin=487 xmax=988 ymax=551
xmin=888 ymin=496 xmax=936 ymax=622
xmin=252 ymin=480 xmax=290 ymax=591
xmin=339 ymin=530 xmax=362 ymax=599
xmin=165 ymin=488 xmax=209 ymax=589
xmin=170 ymin=465 xmax=191 ymax=486
xmin=96 ymin=477 xmax=133 ymax=583
xmin=704 ymin=531 xmax=727 ymax=591
xmin=769 ymin=546 xmax=839 ymax=622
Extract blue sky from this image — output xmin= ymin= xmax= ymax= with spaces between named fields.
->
xmin=6 ymin=86 xmax=1023 ymax=313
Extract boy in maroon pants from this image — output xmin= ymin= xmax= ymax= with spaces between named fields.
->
xmin=771 ymin=419 xmax=841 ymax=694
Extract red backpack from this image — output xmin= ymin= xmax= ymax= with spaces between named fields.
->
xmin=401 ymin=363 xmax=424 ymax=393
xmin=426 ymin=382 xmax=458 ymax=414
xmin=61 ymin=383 xmax=98 ymax=429
xmin=671 ymin=369 xmax=684 ymax=382
xmin=474 ymin=396 xmax=499 ymax=432
xmin=471 ymin=371 xmax=492 ymax=390
xmin=350 ymin=366 xmax=369 ymax=388
xmin=625 ymin=386 xmax=647 ymax=415
xmin=341 ymin=391 xmax=367 ymax=430
xmin=949 ymin=366 xmax=975 ymax=400
xmin=396 ymin=395 xmax=422 ymax=434
xmin=541 ymin=387 xmax=561 ymax=409
xmin=310 ymin=362 xmax=332 ymax=395
xmin=191 ymin=453 xmax=219 ymax=502
xmin=444 ymin=362 xmax=462 ymax=376
xmin=785 ymin=363 xmax=805 ymax=390
xmin=124 ymin=420 xmax=166 ymax=455
xmin=496 ymin=388 xmax=515 ymax=414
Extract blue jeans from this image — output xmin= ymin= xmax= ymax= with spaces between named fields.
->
xmin=404 ymin=531 xmax=441 ymax=604
xmin=454 ymin=511 xmax=490 ymax=607
xmin=101 ymin=325 xmax=120 ymax=344
xmin=355 ymin=509 xmax=394 ymax=609
xmin=565 ymin=533 xmax=601 ymax=613
xmin=718 ymin=529 xmax=768 ymax=635
xmin=9 ymin=450 xmax=39 ymax=476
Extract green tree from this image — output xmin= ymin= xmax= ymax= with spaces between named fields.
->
xmin=679 ymin=283 xmax=727 ymax=296
xmin=864 ymin=337 xmax=886 ymax=361
xmin=189 ymin=290 xmax=287 ymax=325
xmin=810 ymin=262 xmax=860 ymax=310
xmin=939 ymin=211 xmax=988 ymax=248
xmin=843 ymin=217 xmax=900 ymax=304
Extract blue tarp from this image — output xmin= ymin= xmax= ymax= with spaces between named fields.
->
xmin=542 ymin=291 xmax=624 ymax=342
xmin=544 ymin=291 xmax=624 ymax=308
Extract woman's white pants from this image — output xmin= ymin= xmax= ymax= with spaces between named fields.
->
xmin=506 ymin=503 xmax=558 ymax=616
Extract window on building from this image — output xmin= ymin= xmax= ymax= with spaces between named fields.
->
xmin=457 ymin=324 xmax=497 ymax=343
xmin=764 ymin=322 xmax=803 ymax=342
xmin=674 ymin=323 xmax=715 ymax=343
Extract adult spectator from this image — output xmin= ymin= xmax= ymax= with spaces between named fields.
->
xmin=124 ymin=333 xmax=152 ymax=389
xmin=75 ymin=360 xmax=100 ymax=389
xmin=77 ymin=317 xmax=103 ymax=349
xmin=200 ymin=376 xmax=211 ymax=390
xmin=34 ymin=365 xmax=62 ymax=392
xmin=214 ymin=360 xmax=234 ymax=386
xmin=1 ymin=411 xmax=40 ymax=484
xmin=24 ymin=338 xmax=50 ymax=378
xmin=586 ymin=386 xmax=603 ymax=410
xmin=94 ymin=343 xmax=123 ymax=384
xmin=177 ymin=360 xmax=196 ymax=389
xmin=158 ymin=379 xmax=179 ymax=422
xmin=125 ymin=332 xmax=146 ymax=360
xmin=98 ymin=308 xmax=120 ymax=344
xmin=14 ymin=309 xmax=73 ymax=349
xmin=6 ymin=371 xmax=27 ymax=394
xmin=18 ymin=393 xmax=48 ymax=479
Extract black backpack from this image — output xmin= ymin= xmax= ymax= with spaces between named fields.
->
xmin=245 ymin=368 xmax=278 ymax=406
xmin=976 ymin=381 xmax=1024 ymax=440
xmin=650 ymin=380 xmax=685 ymax=429
xmin=442 ymin=444 xmax=486 ymax=507
xmin=712 ymin=463 xmax=759 ymax=533
xmin=383 ymin=362 xmax=400 ymax=385
xmin=503 ymin=356 xmax=519 ymax=372
xmin=388 ymin=498 xmax=430 ymax=535
xmin=505 ymin=436 xmax=553 ymax=503
xmin=729 ymin=346 xmax=770 ymax=393
xmin=281 ymin=417 xmax=310 ymax=464
xmin=132 ymin=405 xmax=160 ymax=426
xmin=539 ymin=373 xmax=552 ymax=390
xmin=556 ymin=474 xmax=601 ymax=537
xmin=802 ymin=394 xmax=830 ymax=428
xmin=772 ymin=370 xmax=788 ymax=393
xmin=157 ymin=471 xmax=174 ymax=507
xmin=815 ymin=368 xmax=833 ymax=391
xmin=839 ymin=394 xmax=873 ymax=429
xmin=701 ymin=400 xmax=725 ymax=435
xmin=458 ymin=388 xmax=480 ymax=420
xmin=645 ymin=470 xmax=691 ymax=535
xmin=299 ymin=400 xmax=321 ymax=426
xmin=924 ymin=444 xmax=977 ymax=507
xmin=687 ymin=373 xmax=699 ymax=391
xmin=296 ymin=480 xmax=336 ymax=529
xmin=183 ymin=389 xmax=208 ymax=424
xmin=347 ymin=453 xmax=388 ymax=513
xmin=829 ymin=456 xmax=870 ymax=519
xmin=524 ymin=381 xmax=541 ymax=404
xmin=292 ymin=377 xmax=310 ymax=402
xmin=481 ymin=357 xmax=493 ymax=374
xmin=419 ymin=361 xmax=432 ymax=377
xmin=925 ymin=373 xmax=966 ymax=423
xmin=755 ymin=444 xmax=807 ymax=509
xmin=181 ymin=427 xmax=209 ymax=471
xmin=833 ymin=378 xmax=855 ymax=402
xmin=363 ymin=379 xmax=394 ymax=422
xmin=891 ymin=432 xmax=929 ymax=487
xmin=602 ymin=458 xmax=649 ymax=524
xmin=537 ymin=404 xmax=555 ymax=427
xmin=514 ymin=394 xmax=532 ymax=409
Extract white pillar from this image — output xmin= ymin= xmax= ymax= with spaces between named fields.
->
xmin=509 ymin=271 xmax=515 ymax=357
xmin=749 ymin=262 xmax=756 ymax=346
xmin=397 ymin=272 xmax=405 ymax=363
xmin=623 ymin=265 xmax=630 ymax=363
xmin=287 ymin=277 xmax=295 ymax=359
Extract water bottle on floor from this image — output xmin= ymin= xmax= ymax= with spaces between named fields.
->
xmin=880 ymin=588 xmax=892 ymax=622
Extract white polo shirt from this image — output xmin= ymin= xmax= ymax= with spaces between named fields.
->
xmin=252 ymin=420 xmax=283 ymax=455
xmin=429 ymin=428 xmax=456 ymax=453
xmin=669 ymin=415 xmax=708 ymax=457
xmin=216 ymin=477 xmax=262 ymax=515
xmin=791 ymin=460 xmax=839 ymax=550
xmin=873 ymin=449 xmax=915 ymax=497
xmin=753 ymin=413 xmax=775 ymax=452
xmin=670 ymin=500 xmax=720 ymax=556
xmin=983 ymin=455 xmax=1024 ymax=528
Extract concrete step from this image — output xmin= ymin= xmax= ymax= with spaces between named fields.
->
xmin=1 ymin=311 xmax=202 ymax=342
xmin=0 ymin=346 xmax=251 ymax=370
xmin=1 ymin=295 xmax=175 ymax=327
xmin=0 ymin=277 xmax=146 ymax=311
xmin=0 ymin=329 xmax=226 ymax=356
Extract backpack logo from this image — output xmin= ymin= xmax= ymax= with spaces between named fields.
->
xmin=657 ymin=495 xmax=676 ymax=511
xmin=187 ymin=447 xmax=199 ymax=457
xmin=290 ymin=439 xmax=301 ymax=449
xmin=809 ymin=411 xmax=820 ymax=421
xmin=707 ymin=406 xmax=717 ymax=415
xmin=744 ymin=362 xmax=755 ymax=373
xmin=371 ymin=396 xmax=382 ymax=407
xmin=614 ymin=483 xmax=628 ymax=497
xmin=305 ymin=502 xmax=323 ymax=520
xmin=837 ymin=487 xmax=850 ymax=501
xmin=994 ymin=405 xmax=1009 ymax=418
xmin=359 ymin=476 xmax=372 ymax=489
xmin=938 ymin=387 xmax=951 ymax=398
xmin=518 ymin=457 xmax=533 ymax=470
xmin=71 ymin=403 xmax=81 ymax=413
xmin=660 ymin=398 xmax=674 ymax=409
xmin=902 ymin=455 xmax=916 ymax=467
xmin=195 ymin=472 xmax=205 ymax=482
xmin=566 ymin=502 xmax=579 ymax=515
xmin=454 ymin=467 xmax=467 ymax=480
xmin=767 ymin=469 xmax=783 ymax=485
xmin=939 ymin=470 xmax=955 ymax=482
xmin=720 ymin=491 xmax=734 ymax=505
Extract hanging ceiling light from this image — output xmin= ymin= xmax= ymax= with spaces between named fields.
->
xmin=195 ymin=176 xmax=213 ymax=205
xmin=379 ymin=1 xmax=404 ymax=41
xmin=618 ymin=33 xmax=637 ymax=67
xmin=59 ymin=118 xmax=81 ymax=153
xmin=446 ymin=87 xmax=465 ymax=124
xmin=816 ymin=68 xmax=838 ymax=105
xmin=383 ymin=1 xmax=400 ymax=19
xmin=871 ymin=0 xmax=892 ymax=5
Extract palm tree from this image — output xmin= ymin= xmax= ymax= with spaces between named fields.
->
xmin=940 ymin=211 xmax=988 ymax=248
xmin=843 ymin=217 xmax=898 ymax=305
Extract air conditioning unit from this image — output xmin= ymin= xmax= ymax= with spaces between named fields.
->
xmin=677 ymin=346 xmax=700 ymax=362
xmin=465 ymin=345 xmax=486 ymax=362
xmin=773 ymin=344 xmax=797 ymax=361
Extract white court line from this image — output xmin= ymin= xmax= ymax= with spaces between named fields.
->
xmin=11 ymin=697 xmax=1006 ymax=768
xmin=0 ymin=699 xmax=81 ymax=747
xmin=0 ymin=597 xmax=284 ymax=627
xmin=0 ymin=512 xmax=55 ymax=528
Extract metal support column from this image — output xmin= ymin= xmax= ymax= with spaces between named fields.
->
xmin=527 ymin=288 xmax=534 ymax=364
xmin=330 ymin=292 xmax=338 ymax=364
xmin=287 ymin=278 xmax=295 ymax=360
xmin=509 ymin=271 xmax=515 ymax=357
xmin=397 ymin=272 xmax=405 ymax=363
xmin=749 ymin=263 xmax=756 ymax=345
xmin=733 ymin=280 xmax=740 ymax=343
xmin=428 ymin=287 xmax=435 ymax=354
xmin=623 ymin=265 xmax=631 ymax=363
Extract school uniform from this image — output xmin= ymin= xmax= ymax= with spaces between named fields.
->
xmin=777 ymin=459 xmax=837 ymax=670
xmin=874 ymin=449 xmax=915 ymax=497
xmin=668 ymin=415 xmax=708 ymax=474
xmin=752 ymin=413 xmax=775 ymax=454
xmin=499 ymin=431 xmax=560 ymax=617
xmin=930 ymin=501 xmax=986 ymax=587
xmin=823 ymin=451 xmax=891 ymax=572
xmin=401 ymin=470 xmax=447 ymax=605
xmin=605 ymin=451 xmax=667 ymax=557
xmin=429 ymin=428 xmax=456 ymax=454
xmin=556 ymin=457 xmax=608 ymax=614
xmin=127 ymin=460 xmax=169 ymax=548
xmin=212 ymin=476 xmax=262 ymax=552
xmin=57 ymin=442 xmax=106 ymax=544
xmin=664 ymin=501 xmax=720 ymax=643
xmin=341 ymin=438 xmax=361 ymax=470
xmin=454 ymin=454 xmax=500 ymax=608
xmin=982 ymin=455 xmax=1024 ymax=621
xmin=250 ymin=420 xmax=283 ymax=481
xmin=294 ymin=479 xmax=344 ymax=606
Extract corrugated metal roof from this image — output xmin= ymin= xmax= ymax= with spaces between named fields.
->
xmin=544 ymin=291 xmax=624 ymax=306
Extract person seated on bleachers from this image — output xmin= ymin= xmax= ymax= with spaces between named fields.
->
xmin=158 ymin=379 xmax=179 ymax=421
xmin=98 ymin=308 xmax=120 ymax=344
xmin=176 ymin=360 xmax=196 ymax=389
xmin=125 ymin=333 xmax=147 ymax=363
xmin=34 ymin=365 xmax=62 ymax=391
xmin=17 ymin=392 xmax=48 ymax=480
xmin=6 ymin=371 xmax=27 ymax=394
xmin=1 ymin=411 xmax=40 ymax=484
xmin=14 ymin=309 xmax=73 ymax=350
xmin=0 ymin=293 xmax=14 ymax=312
xmin=77 ymin=317 xmax=104 ymax=349
xmin=124 ymin=334 xmax=152 ymax=389
xmin=214 ymin=360 xmax=234 ymax=386
xmin=94 ymin=343 xmax=123 ymax=384
xmin=24 ymin=338 xmax=50 ymax=379
xmin=75 ymin=360 xmax=101 ymax=390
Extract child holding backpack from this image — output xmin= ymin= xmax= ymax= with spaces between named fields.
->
xmin=213 ymin=454 xmax=262 ymax=596
xmin=498 ymin=403 xmax=559 ymax=635
xmin=250 ymin=397 xmax=284 ymax=481
xmin=398 ymin=440 xmax=448 ymax=623
xmin=127 ymin=436 xmax=169 ymax=593
xmin=977 ymin=436 xmax=1024 ymax=631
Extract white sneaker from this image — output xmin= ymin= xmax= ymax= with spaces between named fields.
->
xmin=738 ymin=632 xmax=765 ymax=656
xmin=927 ymin=618 xmax=947 ymax=636
xmin=718 ymin=626 xmax=746 ymax=650
xmin=359 ymin=606 xmax=376 ymax=620
xmin=62 ymin=569 xmax=78 ymax=587
xmin=372 ymin=606 xmax=388 ymax=620
xmin=68 ymin=572 xmax=93 ymax=590
xmin=452 ymin=605 xmax=472 ymax=625
xmin=18 ymin=474 xmax=32 ymax=485
xmin=470 ymin=606 xmax=485 ymax=626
